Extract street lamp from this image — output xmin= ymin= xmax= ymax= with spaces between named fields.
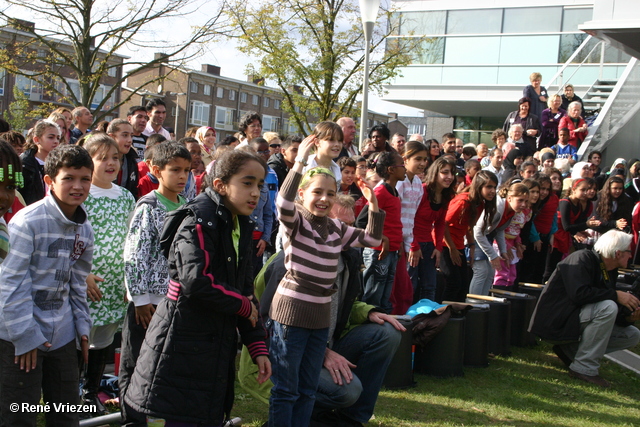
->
xmin=170 ymin=92 xmax=186 ymax=137
xmin=358 ymin=0 xmax=381 ymax=146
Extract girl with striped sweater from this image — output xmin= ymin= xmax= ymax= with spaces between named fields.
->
xmin=269 ymin=123 xmax=385 ymax=427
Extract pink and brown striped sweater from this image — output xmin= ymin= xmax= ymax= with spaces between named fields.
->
xmin=270 ymin=170 xmax=386 ymax=329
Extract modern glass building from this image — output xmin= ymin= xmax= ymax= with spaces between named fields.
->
xmin=382 ymin=0 xmax=633 ymax=148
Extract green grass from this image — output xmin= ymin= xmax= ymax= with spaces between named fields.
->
xmin=232 ymin=341 xmax=640 ymax=426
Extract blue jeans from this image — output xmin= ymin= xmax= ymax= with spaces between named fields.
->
xmin=408 ymin=241 xmax=437 ymax=302
xmin=362 ymin=249 xmax=398 ymax=313
xmin=315 ymin=322 xmax=401 ymax=423
xmin=268 ymin=320 xmax=329 ymax=427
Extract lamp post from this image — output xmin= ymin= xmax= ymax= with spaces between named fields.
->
xmin=170 ymin=92 xmax=186 ymax=137
xmin=358 ymin=0 xmax=381 ymax=147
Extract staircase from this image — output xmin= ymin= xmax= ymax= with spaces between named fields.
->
xmin=582 ymin=79 xmax=617 ymax=115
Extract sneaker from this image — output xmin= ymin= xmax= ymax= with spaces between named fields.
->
xmin=568 ymin=368 xmax=611 ymax=388
xmin=552 ymin=345 xmax=572 ymax=368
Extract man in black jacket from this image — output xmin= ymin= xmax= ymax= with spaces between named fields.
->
xmin=529 ymin=229 xmax=640 ymax=387
xmin=267 ymin=135 xmax=301 ymax=188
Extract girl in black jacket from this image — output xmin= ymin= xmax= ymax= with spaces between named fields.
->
xmin=594 ymin=175 xmax=633 ymax=234
xmin=124 ymin=150 xmax=271 ymax=426
xmin=20 ymin=119 xmax=61 ymax=205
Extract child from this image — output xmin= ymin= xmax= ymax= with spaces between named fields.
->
xmin=269 ymin=133 xmax=385 ymax=427
xmin=107 ymin=119 xmax=139 ymax=199
xmin=124 ymin=150 xmax=270 ymax=426
xmin=137 ymin=133 xmax=167 ymax=177
xmin=182 ymin=136 xmax=205 ymax=195
xmin=520 ymin=160 xmax=538 ymax=179
xmin=469 ymin=180 xmax=528 ymax=296
xmin=337 ymin=156 xmax=365 ymax=217
xmin=544 ymin=178 xmax=601 ymax=282
xmin=409 ymin=156 xmax=456 ymax=302
xmin=247 ymin=138 xmax=276 ymax=277
xmin=594 ymin=176 xmax=633 ymax=234
xmin=442 ymin=170 xmax=498 ymax=302
xmin=354 ymin=155 xmax=367 ymax=182
xmin=0 ymin=145 xmax=94 ymax=426
xmin=358 ymin=150 xmax=405 ymax=313
xmin=136 ymin=144 xmax=159 ymax=197
xmin=0 ymin=130 xmax=26 ymax=156
xmin=464 ymin=158 xmax=481 ymax=186
xmin=518 ymin=174 xmax=558 ymax=284
xmin=303 ymin=121 xmax=343 ymax=183
xmin=395 ymin=141 xmax=428 ymax=313
xmin=0 ymin=140 xmax=23 ymax=264
xmin=494 ymin=178 xmax=537 ymax=289
xmin=551 ymin=128 xmax=578 ymax=164
xmin=81 ymin=134 xmax=136 ymax=414
xmin=20 ymin=119 xmax=61 ymax=205
xmin=119 ymin=141 xmax=191 ymax=425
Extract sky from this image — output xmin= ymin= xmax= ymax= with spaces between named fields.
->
xmin=3 ymin=0 xmax=424 ymax=118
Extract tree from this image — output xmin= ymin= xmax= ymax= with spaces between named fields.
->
xmin=0 ymin=0 xmax=225 ymax=123
xmin=225 ymin=0 xmax=422 ymax=133
xmin=7 ymin=85 xmax=31 ymax=132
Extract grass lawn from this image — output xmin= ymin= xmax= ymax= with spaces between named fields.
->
xmin=231 ymin=341 xmax=640 ymax=427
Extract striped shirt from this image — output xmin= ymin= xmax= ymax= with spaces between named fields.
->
xmin=270 ymin=171 xmax=385 ymax=329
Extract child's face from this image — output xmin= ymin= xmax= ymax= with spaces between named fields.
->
xmin=528 ymin=186 xmax=540 ymax=204
xmin=539 ymin=183 xmax=550 ymax=201
xmin=550 ymin=173 xmax=562 ymax=191
xmin=44 ymin=166 xmax=92 ymax=219
xmin=330 ymin=203 xmax=355 ymax=226
xmin=543 ymin=158 xmax=555 ymax=168
xmin=92 ymin=146 xmax=120 ymax=189
xmin=481 ymin=181 xmax=497 ymax=201
xmin=521 ymin=165 xmax=537 ymax=179
xmin=215 ymin=160 xmax=265 ymax=217
xmin=389 ymin=155 xmax=407 ymax=182
xmin=315 ymin=138 xmax=342 ymax=160
xmin=558 ymin=129 xmax=569 ymax=145
xmin=153 ymin=158 xmax=191 ymax=198
xmin=467 ymin=165 xmax=480 ymax=177
xmin=356 ymin=161 xmax=367 ymax=180
xmin=298 ymin=174 xmax=337 ymax=218
xmin=404 ymin=150 xmax=428 ymax=176
xmin=513 ymin=157 xmax=524 ymax=167
xmin=341 ymin=166 xmax=356 ymax=186
xmin=0 ymin=174 xmax=17 ymax=218
xmin=283 ymin=142 xmax=300 ymax=165
xmin=573 ymin=183 xmax=589 ymax=201
xmin=436 ymin=166 xmax=454 ymax=190
xmin=508 ymin=193 xmax=528 ymax=213
xmin=35 ymin=126 xmax=61 ymax=156
xmin=610 ymin=181 xmax=624 ymax=199
xmin=252 ymin=142 xmax=270 ymax=162
xmin=586 ymin=185 xmax=597 ymax=199
xmin=185 ymin=142 xmax=202 ymax=170
xmin=110 ymin=124 xmax=134 ymax=155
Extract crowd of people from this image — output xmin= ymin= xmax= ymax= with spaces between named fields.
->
xmin=0 ymin=82 xmax=639 ymax=427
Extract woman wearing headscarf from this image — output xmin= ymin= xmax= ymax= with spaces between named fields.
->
xmin=195 ymin=126 xmax=217 ymax=167
xmin=502 ymin=148 xmax=524 ymax=182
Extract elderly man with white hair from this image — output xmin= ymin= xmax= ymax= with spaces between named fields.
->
xmin=529 ymin=229 xmax=640 ymax=388
xmin=508 ymin=124 xmax=534 ymax=158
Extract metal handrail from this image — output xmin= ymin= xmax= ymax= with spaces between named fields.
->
xmin=545 ymin=36 xmax=605 ymax=95
xmin=545 ymin=35 xmax=593 ymax=88
xmin=577 ymin=57 xmax=639 ymax=156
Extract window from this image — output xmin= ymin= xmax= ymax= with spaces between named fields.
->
xmin=204 ymin=84 xmax=211 ymax=96
xmin=503 ymin=7 xmax=562 ymax=33
xmin=252 ymin=94 xmax=259 ymax=105
xmin=215 ymin=106 xmax=234 ymax=129
xmin=446 ymin=9 xmax=502 ymax=34
xmin=263 ymin=97 xmax=270 ymax=108
xmin=240 ymin=92 xmax=247 ymax=103
xmin=274 ymin=99 xmax=281 ymax=110
xmin=394 ymin=11 xmax=446 ymax=36
xmin=190 ymin=101 xmax=211 ymax=126
xmin=414 ymin=38 xmax=445 ymax=64
xmin=216 ymin=87 xmax=224 ymax=98
xmin=0 ymin=69 xmax=5 ymax=96
xmin=262 ymin=115 xmax=280 ymax=132
xmin=15 ymin=74 xmax=43 ymax=101
xmin=562 ymin=8 xmax=593 ymax=32
xmin=190 ymin=81 xmax=198 ymax=93
xmin=229 ymin=90 xmax=236 ymax=101
xmin=107 ymin=66 xmax=118 ymax=78
xmin=171 ymin=107 xmax=176 ymax=116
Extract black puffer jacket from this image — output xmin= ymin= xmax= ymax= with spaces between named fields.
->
xmin=124 ymin=188 xmax=268 ymax=425
xmin=20 ymin=149 xmax=46 ymax=205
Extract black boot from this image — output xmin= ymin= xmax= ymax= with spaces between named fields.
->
xmin=81 ymin=348 xmax=109 ymax=416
